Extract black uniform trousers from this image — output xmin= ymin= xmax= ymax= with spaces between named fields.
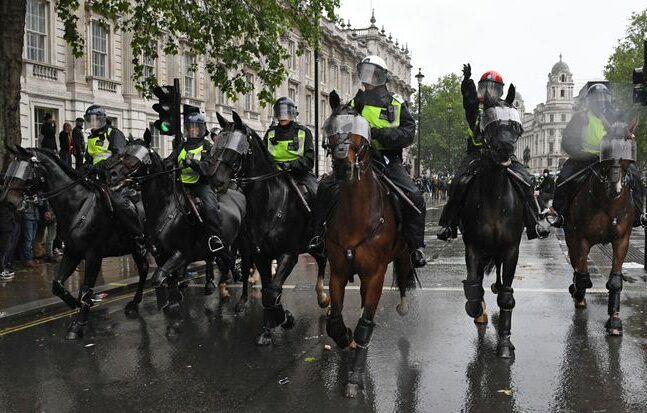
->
xmin=109 ymin=187 xmax=144 ymax=238
xmin=314 ymin=157 xmax=426 ymax=249
xmin=188 ymin=183 xmax=222 ymax=240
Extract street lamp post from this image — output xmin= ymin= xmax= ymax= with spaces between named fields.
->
xmin=414 ymin=68 xmax=425 ymax=177
xmin=447 ymin=104 xmax=453 ymax=175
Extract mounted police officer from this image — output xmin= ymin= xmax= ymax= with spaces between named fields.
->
xmin=437 ymin=64 xmax=549 ymax=241
xmin=83 ymin=104 xmax=147 ymax=256
xmin=537 ymin=168 xmax=555 ymax=212
xmin=549 ymin=83 xmax=646 ymax=227
xmin=263 ymin=97 xmax=317 ymax=195
xmin=169 ymin=111 xmax=224 ymax=252
xmin=310 ymin=55 xmax=427 ymax=268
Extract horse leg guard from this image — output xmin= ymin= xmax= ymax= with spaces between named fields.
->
xmin=463 ymin=280 xmax=485 ymax=318
xmin=52 ymin=280 xmax=79 ymax=309
xmin=496 ymin=287 xmax=515 ymax=336
xmin=78 ymin=286 xmax=95 ymax=308
xmin=345 ymin=317 xmax=375 ymax=398
xmin=261 ymin=286 xmax=288 ymax=329
xmin=326 ymin=315 xmax=352 ymax=349
xmin=569 ymin=271 xmax=592 ymax=305
xmin=605 ymin=272 xmax=624 ymax=335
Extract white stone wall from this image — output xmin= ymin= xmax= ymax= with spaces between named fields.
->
xmin=19 ymin=1 xmax=414 ymax=175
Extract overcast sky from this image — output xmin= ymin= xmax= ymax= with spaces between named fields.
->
xmin=337 ymin=0 xmax=645 ymax=112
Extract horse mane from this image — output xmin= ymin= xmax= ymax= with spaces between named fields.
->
xmin=32 ymin=148 xmax=83 ymax=179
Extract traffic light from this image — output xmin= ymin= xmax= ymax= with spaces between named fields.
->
xmin=153 ymin=83 xmax=180 ymax=135
xmin=632 ymin=40 xmax=647 ymax=105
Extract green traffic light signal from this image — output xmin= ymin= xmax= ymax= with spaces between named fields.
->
xmin=160 ymin=121 xmax=170 ymax=133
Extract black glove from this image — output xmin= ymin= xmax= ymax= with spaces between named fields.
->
xmin=462 ymin=63 xmax=471 ymax=80
xmin=186 ymin=156 xmax=202 ymax=172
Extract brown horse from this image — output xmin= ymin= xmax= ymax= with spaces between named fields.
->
xmin=324 ymin=91 xmax=416 ymax=398
xmin=561 ymin=122 xmax=638 ymax=336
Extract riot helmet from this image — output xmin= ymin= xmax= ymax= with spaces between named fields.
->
xmin=357 ymin=55 xmax=388 ymax=87
xmin=84 ymin=104 xmax=107 ymax=130
xmin=586 ymin=83 xmax=612 ymax=117
xmin=273 ymin=97 xmax=298 ymax=122
xmin=478 ymin=71 xmax=505 ymax=104
xmin=184 ymin=112 xmax=207 ymax=139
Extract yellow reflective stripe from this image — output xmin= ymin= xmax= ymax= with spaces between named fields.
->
xmin=86 ymin=128 xmax=112 ymax=164
xmin=267 ymin=129 xmax=306 ymax=163
xmin=582 ymin=111 xmax=605 ymax=154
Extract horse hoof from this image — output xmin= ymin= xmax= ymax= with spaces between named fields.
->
xmin=204 ymin=281 xmax=216 ymax=296
xmin=281 ymin=310 xmax=295 ymax=330
xmin=491 ymin=283 xmax=500 ymax=294
xmin=605 ymin=317 xmax=623 ymax=336
xmin=396 ymin=303 xmax=409 ymax=316
xmin=166 ymin=325 xmax=180 ymax=337
xmin=164 ymin=303 xmax=182 ymax=319
xmin=574 ymin=299 xmax=587 ymax=308
xmin=234 ymin=301 xmax=247 ymax=313
xmin=124 ymin=302 xmax=139 ymax=318
xmin=497 ymin=344 xmax=515 ymax=359
xmin=318 ymin=293 xmax=330 ymax=309
xmin=65 ymin=322 xmax=85 ymax=340
xmin=256 ymin=331 xmax=273 ymax=346
xmin=219 ymin=284 xmax=231 ymax=302
xmin=344 ymin=383 xmax=360 ymax=398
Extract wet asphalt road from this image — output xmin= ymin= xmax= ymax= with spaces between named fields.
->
xmin=1 ymin=206 xmax=647 ymax=412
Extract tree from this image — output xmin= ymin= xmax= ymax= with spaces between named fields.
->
xmin=0 ymin=0 xmax=338 ymax=169
xmin=604 ymin=8 xmax=647 ymax=168
xmin=411 ymin=73 xmax=467 ymax=176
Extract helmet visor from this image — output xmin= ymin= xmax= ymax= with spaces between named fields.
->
xmin=274 ymin=103 xmax=297 ymax=121
xmin=84 ymin=114 xmax=106 ymax=130
xmin=587 ymin=93 xmax=612 ymax=115
xmin=477 ymin=81 xmax=504 ymax=102
xmin=357 ymin=62 xmax=387 ymax=86
xmin=184 ymin=121 xmax=206 ymax=139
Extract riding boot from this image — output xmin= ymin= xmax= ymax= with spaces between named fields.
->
xmin=410 ymin=248 xmax=427 ymax=268
xmin=308 ymin=175 xmax=337 ymax=252
xmin=523 ymin=189 xmax=549 ymax=239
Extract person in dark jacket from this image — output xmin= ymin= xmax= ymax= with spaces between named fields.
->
xmin=310 ymin=55 xmax=426 ymax=267
xmin=58 ymin=122 xmax=74 ymax=166
xmin=40 ymin=113 xmax=57 ymax=151
xmin=263 ymin=97 xmax=317 ymax=194
xmin=0 ymin=198 xmax=17 ymax=280
xmin=437 ymin=64 xmax=548 ymax=241
xmin=72 ymin=117 xmax=86 ymax=169
xmin=536 ymin=168 xmax=555 ymax=212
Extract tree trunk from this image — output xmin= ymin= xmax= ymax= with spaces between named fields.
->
xmin=0 ymin=0 xmax=26 ymax=171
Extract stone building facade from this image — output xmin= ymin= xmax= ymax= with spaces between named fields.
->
xmin=19 ymin=1 xmax=414 ymax=173
xmin=514 ymin=56 xmax=575 ymax=174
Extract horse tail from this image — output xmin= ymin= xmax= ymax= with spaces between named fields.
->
xmin=483 ymin=257 xmax=501 ymax=277
xmin=393 ymin=254 xmax=421 ymax=291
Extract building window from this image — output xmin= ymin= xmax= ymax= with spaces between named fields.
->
xmin=148 ymin=122 xmax=162 ymax=152
xmin=560 ymin=89 xmax=565 ymax=98
xmin=549 ymin=129 xmax=555 ymax=137
xmin=183 ymin=53 xmax=196 ymax=97
xmin=91 ymin=21 xmax=108 ymax=78
xmin=320 ymin=58 xmax=327 ymax=83
xmin=25 ymin=0 xmax=48 ymax=63
xmin=245 ymin=74 xmax=254 ymax=111
xmin=305 ymin=94 xmax=312 ymax=124
xmin=552 ymin=87 xmax=556 ymax=98
xmin=143 ymin=52 xmax=155 ymax=79
xmin=549 ymin=114 xmax=554 ymax=123
xmin=560 ymin=74 xmax=566 ymax=82
xmin=549 ymin=142 xmax=554 ymax=153
xmin=218 ymin=89 xmax=229 ymax=106
xmin=305 ymin=50 xmax=312 ymax=78
xmin=320 ymin=98 xmax=327 ymax=125
xmin=561 ymin=113 xmax=566 ymax=122
xmin=548 ymin=157 xmax=553 ymax=167
xmin=287 ymin=40 xmax=296 ymax=70
xmin=288 ymin=86 xmax=297 ymax=104
xmin=331 ymin=64 xmax=338 ymax=89
xmin=34 ymin=107 xmax=56 ymax=147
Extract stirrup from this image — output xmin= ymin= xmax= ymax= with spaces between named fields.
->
xmin=308 ymin=235 xmax=324 ymax=252
xmin=208 ymin=235 xmax=224 ymax=253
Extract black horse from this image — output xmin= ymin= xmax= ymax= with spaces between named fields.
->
xmin=2 ymin=147 xmax=149 ymax=339
xmin=211 ymin=111 xmax=329 ymax=345
xmin=105 ymin=132 xmax=246 ymax=335
xmin=459 ymin=105 xmax=528 ymax=358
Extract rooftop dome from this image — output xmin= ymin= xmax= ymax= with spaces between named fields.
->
xmin=551 ymin=54 xmax=570 ymax=75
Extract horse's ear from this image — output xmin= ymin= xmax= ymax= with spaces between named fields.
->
xmin=232 ymin=111 xmax=244 ymax=128
xmin=505 ymin=83 xmax=516 ymax=105
xmin=143 ymin=128 xmax=153 ymax=147
xmin=329 ymin=90 xmax=341 ymax=110
xmin=216 ymin=112 xmax=229 ymax=129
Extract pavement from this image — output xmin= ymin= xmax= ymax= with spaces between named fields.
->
xmin=1 ymin=202 xmax=647 ymax=412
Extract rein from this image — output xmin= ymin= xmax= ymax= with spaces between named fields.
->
xmin=24 ymin=173 xmax=89 ymax=204
xmin=237 ymin=169 xmax=287 ymax=186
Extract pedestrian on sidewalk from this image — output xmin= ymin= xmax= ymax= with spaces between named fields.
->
xmin=72 ymin=117 xmax=86 ymax=169
xmin=58 ymin=122 xmax=74 ymax=167
xmin=20 ymin=203 xmax=39 ymax=268
xmin=0 ymin=199 xmax=16 ymax=280
xmin=41 ymin=201 xmax=58 ymax=263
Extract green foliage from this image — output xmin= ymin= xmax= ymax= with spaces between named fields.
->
xmin=55 ymin=0 xmax=338 ymax=103
xmin=604 ymin=8 xmax=647 ymax=168
xmin=411 ymin=73 xmax=467 ymax=175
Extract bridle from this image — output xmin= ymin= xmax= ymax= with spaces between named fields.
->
xmin=329 ymin=132 xmax=372 ymax=181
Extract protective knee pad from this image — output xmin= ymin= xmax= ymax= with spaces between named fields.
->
xmin=606 ymin=272 xmax=623 ymax=293
xmin=326 ymin=315 xmax=352 ymax=348
xmin=261 ymin=286 xmax=282 ymax=308
xmin=497 ymin=287 xmax=515 ymax=310
xmin=463 ymin=280 xmax=485 ymax=317
xmin=353 ymin=317 xmax=375 ymax=348
xmin=573 ymin=271 xmax=592 ymax=291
